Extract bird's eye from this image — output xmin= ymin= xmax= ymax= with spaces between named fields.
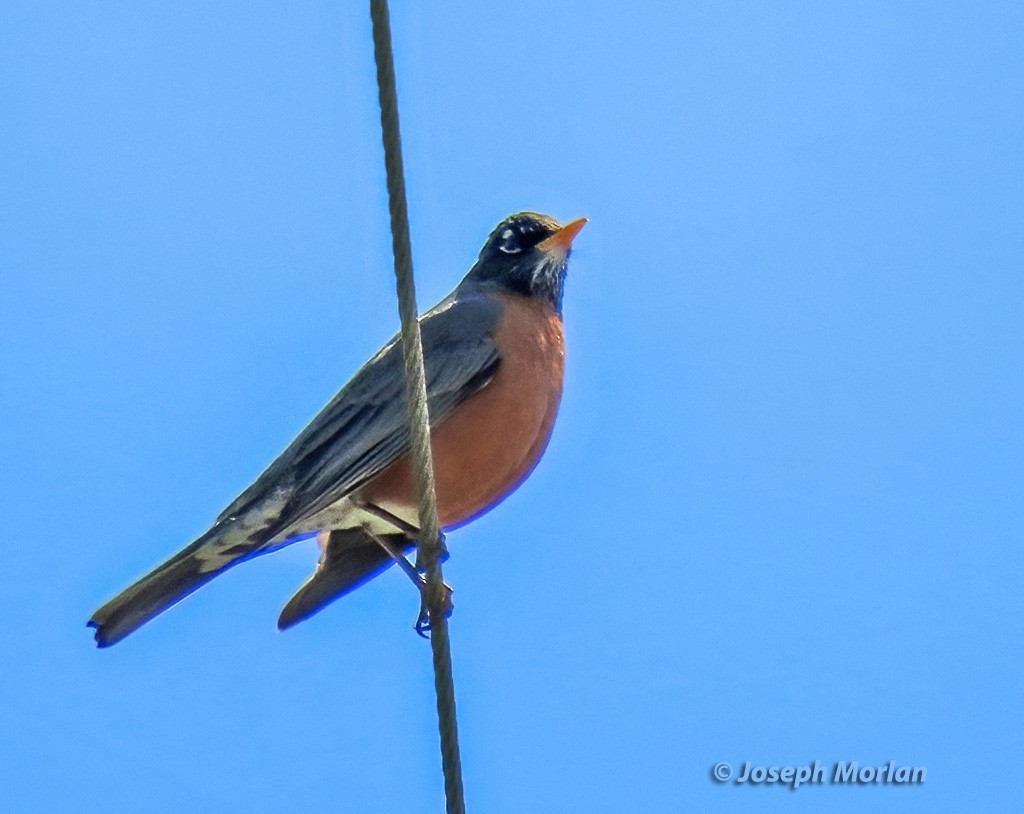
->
xmin=498 ymin=228 xmax=521 ymax=254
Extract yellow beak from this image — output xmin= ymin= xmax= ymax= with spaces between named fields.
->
xmin=537 ymin=218 xmax=588 ymax=253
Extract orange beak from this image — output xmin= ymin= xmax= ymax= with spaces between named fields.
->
xmin=537 ymin=217 xmax=588 ymax=253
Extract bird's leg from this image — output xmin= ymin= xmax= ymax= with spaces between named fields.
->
xmin=355 ymin=504 xmax=453 ymax=637
xmin=361 ymin=526 xmax=454 ymax=638
xmin=354 ymin=500 xmax=449 ymax=564
xmin=360 ymin=526 xmax=423 ymax=585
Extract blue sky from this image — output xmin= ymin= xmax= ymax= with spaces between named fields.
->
xmin=2 ymin=2 xmax=1021 ymax=811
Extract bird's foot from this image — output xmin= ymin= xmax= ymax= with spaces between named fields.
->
xmin=414 ymin=580 xmax=454 ymax=639
xmin=360 ymin=521 xmax=453 ymax=637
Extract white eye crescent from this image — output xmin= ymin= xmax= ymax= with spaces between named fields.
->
xmin=499 ymin=228 xmax=521 ymax=254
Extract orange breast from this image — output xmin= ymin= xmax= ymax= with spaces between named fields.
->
xmin=360 ymin=292 xmax=565 ymax=530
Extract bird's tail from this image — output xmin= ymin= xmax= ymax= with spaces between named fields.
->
xmin=88 ymin=525 xmax=259 ymax=648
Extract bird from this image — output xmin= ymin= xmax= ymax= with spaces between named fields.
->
xmin=89 ymin=211 xmax=586 ymax=647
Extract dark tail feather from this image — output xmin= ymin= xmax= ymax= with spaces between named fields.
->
xmin=278 ymin=529 xmax=409 ymax=630
xmin=88 ymin=529 xmax=254 ymax=648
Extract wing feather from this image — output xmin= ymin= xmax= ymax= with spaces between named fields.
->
xmin=218 ymin=289 xmax=502 ymax=539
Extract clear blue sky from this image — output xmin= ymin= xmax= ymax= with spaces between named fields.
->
xmin=2 ymin=2 xmax=1021 ymax=812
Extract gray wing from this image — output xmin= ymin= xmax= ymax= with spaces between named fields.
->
xmin=218 ymin=289 xmax=502 ymax=542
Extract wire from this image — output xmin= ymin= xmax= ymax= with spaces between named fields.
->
xmin=368 ymin=1 xmax=466 ymax=811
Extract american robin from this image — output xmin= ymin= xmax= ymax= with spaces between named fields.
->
xmin=89 ymin=212 xmax=586 ymax=646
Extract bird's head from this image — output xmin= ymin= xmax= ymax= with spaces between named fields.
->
xmin=464 ymin=212 xmax=587 ymax=313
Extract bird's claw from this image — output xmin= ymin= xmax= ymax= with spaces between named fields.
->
xmin=414 ymin=580 xmax=454 ymax=639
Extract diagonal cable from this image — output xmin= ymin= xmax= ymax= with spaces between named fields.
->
xmin=368 ymin=1 xmax=466 ymax=812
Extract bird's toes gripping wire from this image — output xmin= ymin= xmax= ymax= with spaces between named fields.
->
xmin=414 ymin=581 xmax=454 ymax=639
xmin=356 ymin=501 xmax=453 ymax=637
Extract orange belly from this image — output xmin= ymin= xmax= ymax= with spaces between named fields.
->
xmin=359 ymin=292 xmax=565 ymax=530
